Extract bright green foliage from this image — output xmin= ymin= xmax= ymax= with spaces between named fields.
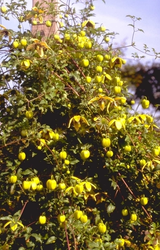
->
xmin=0 ymin=0 xmax=160 ymax=250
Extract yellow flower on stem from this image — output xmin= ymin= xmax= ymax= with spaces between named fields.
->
xmin=88 ymin=95 xmax=116 ymax=113
xmin=68 ymin=115 xmax=89 ymax=131
xmin=82 ymin=20 xmax=95 ymax=28
xmin=110 ymin=57 xmax=126 ymax=68
xmin=109 ymin=118 xmax=125 ymax=130
xmin=26 ymin=39 xmax=51 ymax=57
xmin=4 ymin=219 xmax=24 ymax=231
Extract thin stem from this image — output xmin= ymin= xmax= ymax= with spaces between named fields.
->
xmin=68 ymin=223 xmax=78 ymax=250
xmin=26 ymin=93 xmax=45 ymax=104
xmin=18 ymin=200 xmax=29 ymax=220
xmin=38 ymin=139 xmax=60 ymax=167
xmin=65 ymin=51 xmax=86 ymax=91
xmin=0 ymin=138 xmax=22 ymax=149
xmin=118 ymin=173 xmax=136 ymax=198
xmin=118 ymin=172 xmax=152 ymax=221
xmin=65 ymin=224 xmax=71 ymax=250
xmin=53 ymin=71 xmax=80 ymax=96
xmin=125 ymin=130 xmax=138 ymax=153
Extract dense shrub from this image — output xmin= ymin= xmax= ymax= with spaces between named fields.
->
xmin=0 ymin=1 xmax=160 ymax=249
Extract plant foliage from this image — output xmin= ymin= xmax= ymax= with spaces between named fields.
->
xmin=0 ymin=0 xmax=160 ymax=249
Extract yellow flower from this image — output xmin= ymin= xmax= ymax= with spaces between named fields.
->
xmin=109 ymin=118 xmax=125 ymax=130
xmin=21 ymin=59 xmax=31 ymax=70
xmin=68 ymin=115 xmax=89 ymax=131
xmin=88 ymin=95 xmax=115 ymax=113
xmin=38 ymin=15 xmax=43 ymax=24
xmin=82 ymin=20 xmax=95 ymax=28
xmin=32 ymin=6 xmax=38 ymax=12
xmin=110 ymin=57 xmax=126 ymax=68
xmin=4 ymin=219 xmax=24 ymax=231
xmin=71 ymin=176 xmax=81 ymax=182
xmin=32 ymin=7 xmax=44 ymax=14
xmin=26 ymin=39 xmax=51 ymax=58
xmin=128 ymin=116 xmax=141 ymax=124
xmin=39 ymin=138 xmax=46 ymax=146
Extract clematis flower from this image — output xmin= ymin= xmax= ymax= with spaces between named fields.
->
xmin=82 ymin=20 xmax=95 ymax=28
xmin=110 ymin=57 xmax=126 ymax=68
xmin=4 ymin=219 xmax=24 ymax=231
xmin=68 ymin=115 xmax=89 ymax=131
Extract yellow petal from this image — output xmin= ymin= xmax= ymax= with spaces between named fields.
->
xmin=82 ymin=20 xmax=88 ymax=28
xmin=73 ymin=188 xmax=78 ymax=196
xmin=38 ymin=16 xmax=43 ymax=23
xmin=153 ymin=124 xmax=159 ymax=129
xmin=39 ymin=138 xmax=46 ymax=146
xmin=146 ymin=115 xmax=153 ymax=123
xmin=0 ymin=24 xmax=7 ymax=29
xmin=93 ymin=117 xmax=99 ymax=121
xmin=115 ymin=120 xmax=122 ymax=130
xmin=139 ymin=114 xmax=146 ymax=122
xmin=31 ymin=38 xmax=39 ymax=43
xmin=153 ymin=159 xmax=160 ymax=164
xmin=10 ymin=223 xmax=18 ymax=231
xmin=87 ymin=193 xmax=97 ymax=201
xmin=17 ymin=222 xmax=24 ymax=228
xmin=135 ymin=117 xmax=141 ymax=124
xmin=88 ymin=96 xmax=101 ymax=104
xmin=38 ymin=9 xmax=44 ymax=14
xmin=84 ymin=193 xmax=89 ymax=200
xmin=40 ymin=41 xmax=51 ymax=50
xmin=4 ymin=221 xmax=11 ymax=228
xmin=71 ymin=176 xmax=81 ymax=182
xmin=107 ymin=102 xmax=111 ymax=113
xmin=128 ymin=117 xmax=134 ymax=123
xmin=110 ymin=57 xmax=123 ymax=68
xmin=65 ymin=186 xmax=74 ymax=193
xmin=90 ymin=183 xmax=96 ymax=189
xmin=88 ymin=95 xmax=114 ymax=105
xmin=82 ymin=20 xmax=95 ymax=28
xmin=32 ymin=6 xmax=38 ymax=11
xmin=68 ymin=117 xmax=74 ymax=128
xmin=99 ymin=101 xmax=105 ymax=111
xmin=120 ymin=118 xmax=125 ymax=127
xmin=36 ymin=47 xmax=44 ymax=57
xmin=84 ymin=182 xmax=92 ymax=191
xmin=73 ymin=115 xmax=81 ymax=122
xmin=73 ymin=121 xmax=81 ymax=131
xmin=114 ymin=97 xmax=125 ymax=102
xmin=26 ymin=44 xmax=36 ymax=51
xmin=103 ymin=96 xmax=115 ymax=102
xmin=81 ymin=117 xmax=89 ymax=125
xmin=144 ymin=124 xmax=149 ymax=129
xmin=108 ymin=119 xmax=116 ymax=127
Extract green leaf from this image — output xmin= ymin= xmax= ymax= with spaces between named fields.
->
xmin=128 ymin=24 xmax=134 ymax=28
xmin=88 ymin=241 xmax=101 ymax=249
xmin=126 ymin=15 xmax=135 ymax=18
xmin=31 ymin=233 xmax=42 ymax=243
xmin=0 ymin=215 xmax=12 ymax=221
xmin=138 ymin=28 xmax=144 ymax=33
xmin=153 ymin=165 xmax=160 ymax=171
xmin=107 ymin=203 xmax=116 ymax=214
xmin=22 ymin=169 xmax=33 ymax=175
xmin=46 ymin=236 xmax=57 ymax=244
